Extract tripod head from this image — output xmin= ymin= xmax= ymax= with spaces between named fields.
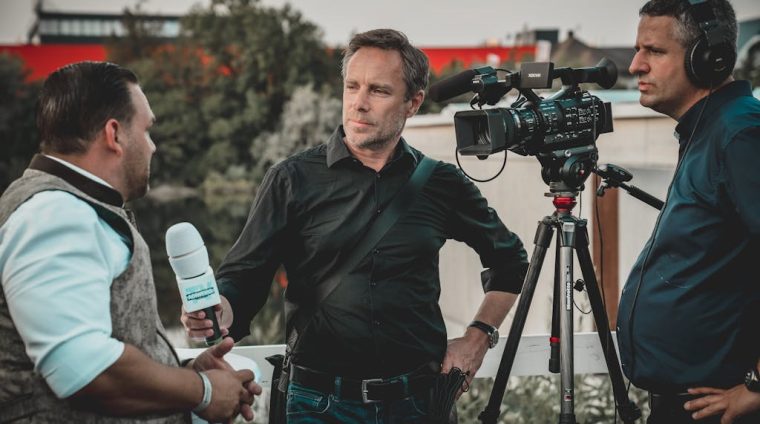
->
xmin=541 ymin=145 xmax=599 ymax=196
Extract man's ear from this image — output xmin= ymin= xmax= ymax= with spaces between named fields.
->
xmin=406 ymin=89 xmax=425 ymax=118
xmin=103 ymin=118 xmax=124 ymax=156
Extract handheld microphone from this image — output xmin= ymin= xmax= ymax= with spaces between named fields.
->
xmin=166 ymin=222 xmax=223 ymax=346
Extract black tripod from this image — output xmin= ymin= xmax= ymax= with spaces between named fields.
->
xmin=478 ymin=182 xmax=642 ymax=424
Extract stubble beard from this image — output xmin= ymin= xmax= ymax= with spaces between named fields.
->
xmin=348 ymin=112 xmax=407 ymax=152
xmin=122 ymin=148 xmax=150 ymax=201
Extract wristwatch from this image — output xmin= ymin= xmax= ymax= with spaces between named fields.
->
xmin=468 ymin=320 xmax=499 ymax=349
xmin=745 ymin=367 xmax=760 ymax=393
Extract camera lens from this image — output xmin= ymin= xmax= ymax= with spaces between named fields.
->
xmin=474 ymin=119 xmax=491 ymax=146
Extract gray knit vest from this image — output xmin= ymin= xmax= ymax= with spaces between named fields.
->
xmin=0 ymin=163 xmax=188 ymax=423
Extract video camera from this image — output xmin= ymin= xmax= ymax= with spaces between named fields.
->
xmin=428 ymin=58 xmax=618 ymax=191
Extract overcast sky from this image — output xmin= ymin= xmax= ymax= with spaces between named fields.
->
xmin=1 ymin=0 xmax=758 ymax=47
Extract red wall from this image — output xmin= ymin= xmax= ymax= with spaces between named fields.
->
xmin=423 ymin=45 xmax=537 ymax=74
xmin=0 ymin=44 xmax=107 ymax=81
xmin=1 ymin=43 xmax=537 ymax=80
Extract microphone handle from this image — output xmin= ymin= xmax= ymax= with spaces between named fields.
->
xmin=204 ymin=306 xmax=223 ymax=346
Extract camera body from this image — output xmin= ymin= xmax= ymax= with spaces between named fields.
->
xmin=433 ymin=58 xmax=617 ymax=190
xmin=454 ymin=88 xmax=612 ymax=158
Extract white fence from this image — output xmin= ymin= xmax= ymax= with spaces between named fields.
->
xmin=176 ymin=332 xmax=622 ymax=387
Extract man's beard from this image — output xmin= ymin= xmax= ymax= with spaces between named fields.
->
xmin=349 ymin=113 xmax=406 ymax=152
xmin=123 ymin=155 xmax=150 ymax=201
xmin=355 ymin=135 xmax=396 ymax=151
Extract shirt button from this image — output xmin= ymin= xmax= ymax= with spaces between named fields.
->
xmin=376 ymin=209 xmax=382 ymax=214
xmin=373 ymin=249 xmax=380 ymax=254
xmin=370 ymin=282 xmax=377 ymax=287
xmin=373 ymin=320 xmax=381 ymax=326
xmin=376 ymin=174 xmax=381 ymax=179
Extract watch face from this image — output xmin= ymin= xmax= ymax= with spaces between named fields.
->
xmin=490 ymin=329 xmax=500 ymax=348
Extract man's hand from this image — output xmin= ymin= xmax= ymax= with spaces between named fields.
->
xmin=181 ymin=296 xmax=233 ymax=340
xmin=684 ymin=385 xmax=760 ymax=423
xmin=191 ymin=336 xmax=236 ymax=373
xmin=441 ymin=327 xmax=490 ymax=399
xmin=189 ymin=337 xmax=263 ymax=422
xmin=197 ymin=368 xmax=260 ymax=423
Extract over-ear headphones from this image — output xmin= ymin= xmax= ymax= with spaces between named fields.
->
xmin=683 ymin=0 xmax=737 ymax=88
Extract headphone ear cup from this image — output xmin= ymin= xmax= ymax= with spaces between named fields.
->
xmin=685 ymin=36 xmax=737 ymax=88
xmin=685 ymin=36 xmax=713 ymax=87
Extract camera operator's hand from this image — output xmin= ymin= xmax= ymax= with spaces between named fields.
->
xmin=181 ymin=295 xmax=233 ymax=341
xmin=684 ymin=385 xmax=760 ymax=423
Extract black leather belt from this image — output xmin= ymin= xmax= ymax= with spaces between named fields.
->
xmin=649 ymin=391 xmax=760 ymax=424
xmin=648 ymin=392 xmax=699 ymax=422
xmin=290 ymin=364 xmax=437 ymax=403
xmin=649 ymin=392 xmax=694 ymax=409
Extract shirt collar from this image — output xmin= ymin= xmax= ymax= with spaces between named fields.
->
xmin=29 ymin=154 xmax=124 ymax=207
xmin=675 ymin=80 xmax=753 ymax=146
xmin=326 ymin=125 xmax=418 ymax=169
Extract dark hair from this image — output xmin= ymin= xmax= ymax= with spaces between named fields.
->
xmin=639 ymin=0 xmax=737 ymax=51
xmin=342 ymin=29 xmax=429 ymax=100
xmin=37 ymin=61 xmax=139 ymax=154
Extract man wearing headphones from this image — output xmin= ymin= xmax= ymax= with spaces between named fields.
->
xmin=616 ymin=0 xmax=760 ymax=423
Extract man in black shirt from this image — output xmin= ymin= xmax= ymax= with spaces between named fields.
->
xmin=182 ymin=29 xmax=528 ymax=422
xmin=616 ymin=1 xmax=760 ymax=423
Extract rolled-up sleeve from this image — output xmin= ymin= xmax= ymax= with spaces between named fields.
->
xmin=0 ymin=191 xmax=128 ymax=398
xmin=447 ymin=168 xmax=529 ymax=293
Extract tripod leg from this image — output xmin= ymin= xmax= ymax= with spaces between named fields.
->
xmin=558 ymin=219 xmax=577 ymax=424
xmin=549 ymin=234 xmax=561 ymax=374
xmin=478 ymin=217 xmax=555 ymax=424
xmin=574 ymin=221 xmax=642 ymax=423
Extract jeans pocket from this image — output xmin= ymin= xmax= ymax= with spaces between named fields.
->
xmin=286 ymin=382 xmax=332 ymax=416
xmin=409 ymin=392 xmax=431 ymax=416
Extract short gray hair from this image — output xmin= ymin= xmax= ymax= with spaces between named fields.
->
xmin=341 ymin=29 xmax=429 ymax=100
xmin=639 ymin=0 xmax=737 ymax=51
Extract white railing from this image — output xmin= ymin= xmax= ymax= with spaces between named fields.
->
xmin=176 ymin=332 xmax=621 ymax=387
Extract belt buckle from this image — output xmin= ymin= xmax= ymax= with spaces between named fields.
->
xmin=361 ymin=378 xmax=384 ymax=404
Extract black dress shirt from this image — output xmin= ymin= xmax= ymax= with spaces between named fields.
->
xmin=617 ymin=81 xmax=760 ymax=393
xmin=218 ymin=126 xmax=528 ymax=378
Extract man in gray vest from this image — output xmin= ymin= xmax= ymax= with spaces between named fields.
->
xmin=0 ymin=61 xmax=261 ymax=423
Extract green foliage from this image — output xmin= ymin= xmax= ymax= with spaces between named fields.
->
xmin=250 ymin=83 xmax=341 ymax=181
xmin=108 ymin=0 xmax=342 ymax=188
xmin=457 ymin=375 xmax=649 ymax=423
xmin=0 ymin=53 xmax=40 ymax=193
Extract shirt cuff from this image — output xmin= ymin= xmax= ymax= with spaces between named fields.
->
xmin=38 ymin=332 xmax=125 ymax=398
xmin=218 ymin=278 xmax=249 ymax=341
xmin=481 ymin=261 xmax=529 ymax=294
